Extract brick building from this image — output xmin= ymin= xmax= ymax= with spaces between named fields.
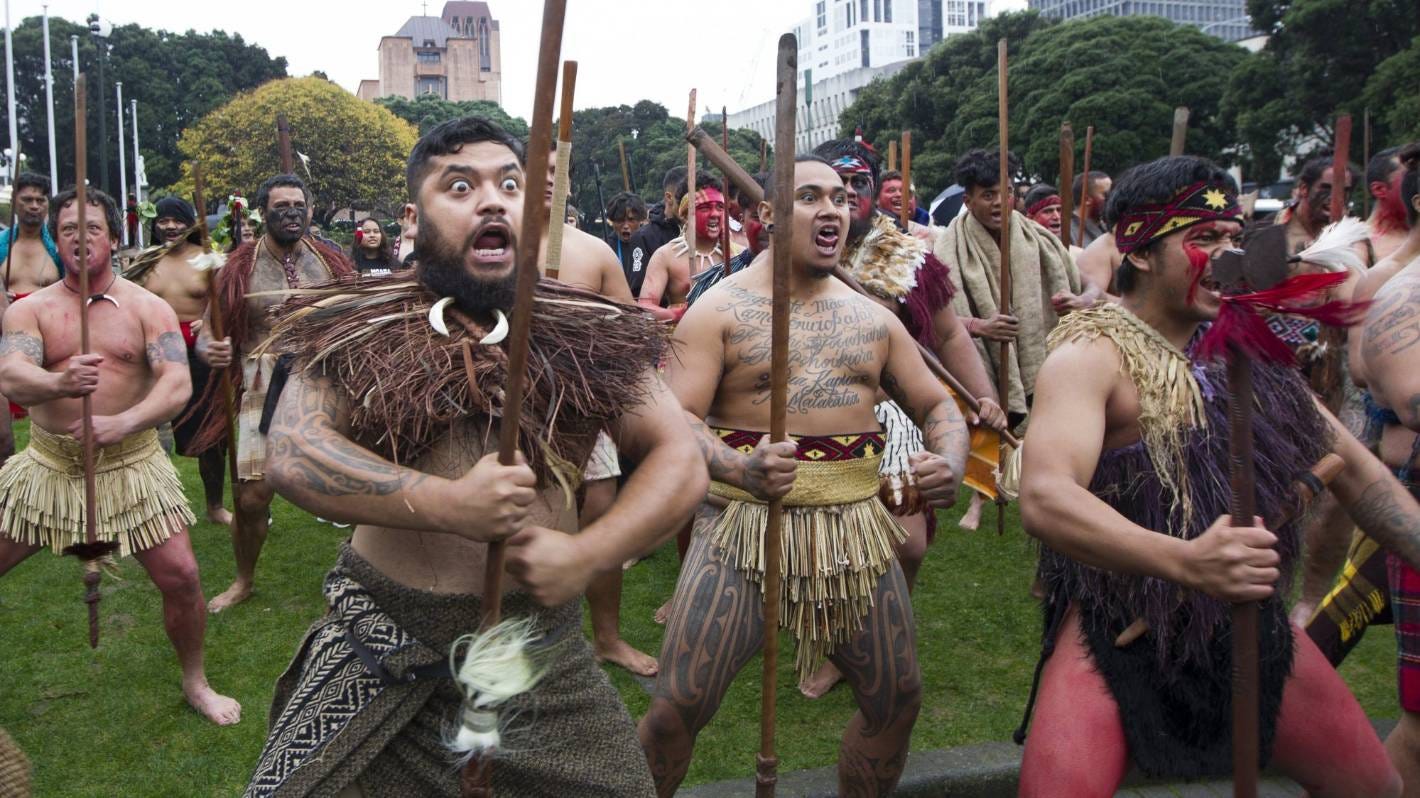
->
xmin=357 ymin=1 xmax=502 ymax=104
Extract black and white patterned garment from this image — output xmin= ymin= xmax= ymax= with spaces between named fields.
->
xmin=875 ymin=399 xmax=924 ymax=511
xmin=245 ymin=545 xmax=654 ymax=798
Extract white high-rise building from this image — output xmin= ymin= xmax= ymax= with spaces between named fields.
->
xmin=794 ymin=0 xmax=922 ymax=84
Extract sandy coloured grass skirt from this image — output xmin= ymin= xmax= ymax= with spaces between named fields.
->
xmin=0 ymin=425 xmax=194 ymax=557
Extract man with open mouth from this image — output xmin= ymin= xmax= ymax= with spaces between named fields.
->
xmin=636 ymin=182 xmax=739 ymax=321
xmin=245 ymin=116 xmax=703 ymax=797
xmin=190 ymin=174 xmax=355 ymax=614
xmin=640 ymin=155 xmax=969 ymax=797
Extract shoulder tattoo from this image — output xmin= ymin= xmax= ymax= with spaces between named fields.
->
xmin=145 ymin=331 xmax=188 ymax=366
xmin=0 ymin=331 xmax=43 ymax=364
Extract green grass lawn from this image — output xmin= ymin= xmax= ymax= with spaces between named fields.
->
xmin=0 ymin=421 xmax=1400 ymax=796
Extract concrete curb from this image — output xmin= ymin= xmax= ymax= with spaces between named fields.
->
xmin=680 ymin=719 xmax=1396 ymax=797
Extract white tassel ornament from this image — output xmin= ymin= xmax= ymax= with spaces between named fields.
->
xmin=446 ymin=616 xmax=548 ymax=760
xmin=1293 ymin=217 xmax=1368 ymax=273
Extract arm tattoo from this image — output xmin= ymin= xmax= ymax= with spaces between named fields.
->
xmin=1362 ymin=283 xmax=1420 ymax=360
xmin=1349 ymin=479 xmax=1420 ymax=571
xmin=0 ymin=331 xmax=43 ymax=365
xmin=145 ymin=331 xmax=188 ymax=366
xmin=922 ymin=402 xmax=970 ymax=476
xmin=688 ymin=415 xmax=752 ymax=489
xmin=269 ymin=373 xmax=428 ymax=498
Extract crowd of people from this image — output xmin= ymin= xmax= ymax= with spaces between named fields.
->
xmin=0 ymin=103 xmax=1419 ymax=798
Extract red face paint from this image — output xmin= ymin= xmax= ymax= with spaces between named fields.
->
xmin=1184 ymin=240 xmax=1211 ymax=305
xmin=743 ymin=211 xmax=766 ymax=256
xmin=693 ymin=187 xmax=725 ymax=241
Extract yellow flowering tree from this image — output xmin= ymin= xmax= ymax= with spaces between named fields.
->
xmin=168 ymin=76 xmax=418 ymax=224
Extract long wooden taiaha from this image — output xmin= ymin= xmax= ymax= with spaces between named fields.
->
xmin=1362 ymin=109 xmax=1372 ymax=219
xmin=720 ymin=106 xmax=734 ymax=279
xmin=70 ymin=75 xmax=110 ymax=649
xmin=3 ymin=138 xmax=21 ymax=291
xmin=1058 ymin=122 xmax=1075 ymax=247
xmin=756 ymin=34 xmax=797 ymax=798
xmin=994 ymin=39 xmax=1013 ymax=536
xmin=545 ymin=60 xmax=578 ymax=280
xmin=1075 ymin=125 xmax=1094 ymax=248
xmin=1227 ymin=348 xmax=1260 ymax=798
xmin=899 ymin=131 xmax=912 ymax=229
xmin=685 ymin=89 xmax=698 ymax=268
xmin=1170 ymin=107 xmax=1190 ymax=157
xmin=1309 ymin=115 xmax=1352 ymax=414
xmin=191 ymin=164 xmax=241 ymax=521
xmin=887 ymin=139 xmax=898 ymax=172
xmin=459 ymin=1 xmax=567 ymax=795
xmin=276 ymin=113 xmax=293 ymax=174
xmin=617 ymin=139 xmax=631 ymax=192
xmin=684 ymin=125 xmax=1019 ymax=447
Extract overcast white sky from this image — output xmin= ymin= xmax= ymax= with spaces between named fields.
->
xmin=21 ymin=0 xmax=811 ymax=121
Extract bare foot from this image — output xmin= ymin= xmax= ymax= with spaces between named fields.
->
xmin=206 ymin=506 xmax=233 ymax=526
xmin=653 ymin=600 xmax=672 ymax=625
xmin=595 ymin=638 xmax=660 ymax=677
xmin=184 ymin=680 xmax=242 ymax=726
xmin=207 ymin=581 xmax=252 ymax=614
xmin=799 ymin=660 xmax=843 ymax=699
xmin=959 ymin=493 xmax=985 ymax=531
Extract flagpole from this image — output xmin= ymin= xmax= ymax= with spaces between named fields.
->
xmin=131 ymin=99 xmax=141 ymax=246
xmin=43 ymin=5 xmax=57 ymax=189
xmin=5 ymin=0 xmax=18 ymax=176
xmin=69 ymin=34 xmax=77 ymax=82
xmin=116 ymin=82 xmax=128 ymax=247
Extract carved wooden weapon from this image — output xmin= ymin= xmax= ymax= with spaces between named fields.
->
xmin=720 ymin=106 xmax=733 ymax=279
xmin=276 ymin=113 xmax=293 ymax=174
xmin=995 ymin=39 xmax=1013 ymax=535
xmin=545 ymin=60 xmax=577 ymax=280
xmin=192 ymin=164 xmax=241 ymax=523
xmin=1170 ymin=107 xmax=1189 ymax=157
xmin=1058 ymin=122 xmax=1075 ymax=247
xmin=899 ymin=131 xmax=912 ymax=229
xmin=1075 ymin=125 xmax=1094 ymax=248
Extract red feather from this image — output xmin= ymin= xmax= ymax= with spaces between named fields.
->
xmin=1196 ymin=271 xmax=1367 ymax=364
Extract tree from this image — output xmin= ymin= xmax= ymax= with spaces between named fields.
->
xmin=842 ymin=12 xmax=1246 ymax=196
xmin=0 ymin=15 xmax=287 ymax=194
xmin=171 ymin=77 xmax=417 ymax=225
xmin=1224 ymin=0 xmax=1420 ymax=176
xmin=1361 ymin=36 xmax=1420 ymax=145
xmin=375 ymin=95 xmax=528 ymax=138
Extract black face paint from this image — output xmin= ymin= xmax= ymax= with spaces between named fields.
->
xmin=267 ymin=206 xmax=309 ymax=244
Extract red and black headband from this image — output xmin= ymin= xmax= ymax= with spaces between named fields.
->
xmin=1026 ymin=194 xmax=1061 ymax=217
xmin=1113 ymin=180 xmax=1243 ymax=253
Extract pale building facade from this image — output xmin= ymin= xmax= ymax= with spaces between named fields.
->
xmin=357 ymin=1 xmax=502 ymax=104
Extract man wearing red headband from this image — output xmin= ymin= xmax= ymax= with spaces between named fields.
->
xmin=1023 ymin=184 xmax=1064 ymax=240
xmin=1017 ymin=155 xmax=1419 ymax=797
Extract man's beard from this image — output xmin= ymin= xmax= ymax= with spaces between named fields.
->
xmin=415 ymin=215 xmax=518 ymax=315
xmin=847 ymin=211 xmax=873 ymax=243
xmin=267 ymin=206 xmax=309 ymax=245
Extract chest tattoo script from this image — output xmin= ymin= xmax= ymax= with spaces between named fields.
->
xmin=715 ymin=283 xmax=887 ymax=413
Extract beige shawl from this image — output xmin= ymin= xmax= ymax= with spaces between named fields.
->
xmin=933 ymin=211 xmax=1080 ymax=414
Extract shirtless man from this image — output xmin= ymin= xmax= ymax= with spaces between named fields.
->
xmin=125 ymin=197 xmax=231 ymax=526
xmin=637 ymin=181 xmax=735 ymax=321
xmin=196 ymin=174 xmax=354 ymax=612
xmin=639 ymin=156 xmax=969 ymax=796
xmin=1355 ymin=142 xmax=1420 ymax=796
xmin=540 ymin=153 xmax=659 ymax=677
xmin=245 ymin=115 xmax=703 ymax=796
xmin=0 ymin=172 xmax=62 ymax=300
xmin=1018 ymin=155 xmax=1420 ymax=797
xmin=0 ymin=187 xmax=238 ymax=725
xmin=1365 ymin=147 xmax=1411 ymax=264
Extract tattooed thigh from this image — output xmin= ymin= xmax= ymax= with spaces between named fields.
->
xmin=652 ymin=503 xmax=767 ymax=733
xmin=832 ymin=561 xmax=921 ymax=729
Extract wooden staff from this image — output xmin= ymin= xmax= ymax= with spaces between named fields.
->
xmin=1308 ymin=114 xmax=1353 ymax=415
xmin=720 ymin=106 xmax=733 ymax=279
xmin=3 ymin=137 xmax=20 ymax=293
xmin=545 ymin=60 xmax=578 ymax=280
xmin=192 ymin=165 xmax=240 ymax=517
xmin=684 ymin=126 xmax=1021 ymax=447
xmin=899 ymin=131 xmax=912 ymax=229
xmin=995 ymin=39 xmax=1013 ymax=536
xmin=685 ymin=89 xmax=698 ymax=268
xmin=1227 ymin=347 xmax=1260 ymax=798
xmin=617 ymin=139 xmax=631 ymax=192
xmin=1362 ymin=108 xmax=1371 ymax=219
xmin=1331 ymin=115 xmax=1353 ymax=223
xmin=66 ymin=76 xmax=112 ymax=648
xmin=459 ymin=1 xmax=567 ymax=795
xmin=1075 ymin=125 xmax=1094 ymax=248
xmin=276 ymin=113 xmax=293 ymax=174
xmin=1058 ymin=122 xmax=1075 ymax=247
xmin=756 ymin=36 xmax=796 ymax=798
xmin=1170 ymin=107 xmax=1189 ymax=157
xmin=759 ymin=138 xmax=767 ymax=173
xmin=887 ymin=139 xmax=898 ymax=172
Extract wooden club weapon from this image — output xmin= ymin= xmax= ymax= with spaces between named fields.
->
xmin=887 ymin=139 xmax=898 ymax=172
xmin=191 ymin=164 xmax=241 ymax=523
xmin=756 ymin=35 xmax=797 ymax=798
xmin=1058 ymin=122 xmax=1075 ymax=247
xmin=61 ymin=75 xmax=117 ymax=648
xmin=720 ymin=106 xmax=733 ymax=279
xmin=1308 ymin=114 xmax=1352 ymax=414
xmin=1075 ymin=125 xmax=1094 ymax=249
xmin=899 ymin=130 xmax=912 ymax=229
xmin=684 ymin=126 xmax=1020 ymax=448
xmin=1362 ymin=108 xmax=1371 ymax=220
xmin=995 ymin=39 xmax=1013 ymax=536
xmin=1170 ymin=107 xmax=1190 ymax=157
xmin=617 ymin=139 xmax=631 ymax=192
xmin=458 ymin=0 xmax=567 ymax=794
xmin=685 ymin=89 xmax=698 ymax=269
xmin=276 ymin=113 xmax=293 ymax=175
xmin=545 ymin=60 xmax=578 ymax=280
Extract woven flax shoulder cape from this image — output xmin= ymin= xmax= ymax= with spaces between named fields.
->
xmin=1032 ymin=303 xmax=1331 ymax=778
xmin=261 ymin=274 xmax=671 ymax=484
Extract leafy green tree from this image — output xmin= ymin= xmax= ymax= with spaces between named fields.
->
xmin=1361 ymin=36 xmax=1420 ymax=145
xmin=0 ymin=15 xmax=287 ymax=194
xmin=171 ymin=77 xmax=418 ymax=225
xmin=376 ymin=95 xmax=528 ymax=138
xmin=843 ymin=12 xmax=1245 ymax=195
